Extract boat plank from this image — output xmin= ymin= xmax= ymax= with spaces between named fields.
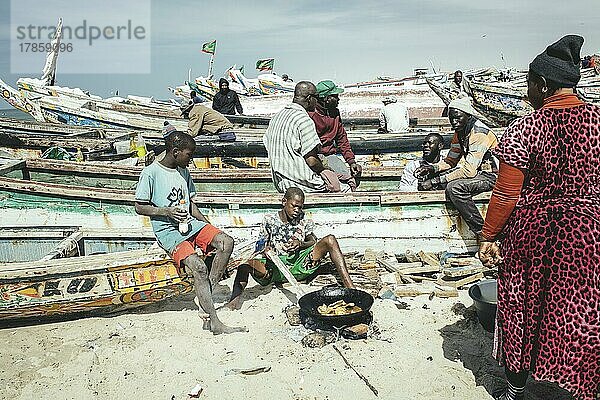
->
xmin=0 ymin=160 xmax=25 ymax=177
xmin=0 ymin=247 xmax=170 ymax=279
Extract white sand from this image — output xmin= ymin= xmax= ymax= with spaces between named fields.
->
xmin=0 ymin=280 xmax=568 ymax=400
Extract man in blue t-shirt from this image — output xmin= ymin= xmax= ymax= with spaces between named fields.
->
xmin=135 ymin=131 xmax=246 ymax=335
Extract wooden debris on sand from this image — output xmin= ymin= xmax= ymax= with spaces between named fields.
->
xmin=306 ymin=249 xmax=492 ymax=299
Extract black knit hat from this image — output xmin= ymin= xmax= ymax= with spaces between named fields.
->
xmin=529 ymin=35 xmax=584 ymax=87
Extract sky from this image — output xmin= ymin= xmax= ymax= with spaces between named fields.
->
xmin=1 ymin=0 xmax=599 ymax=107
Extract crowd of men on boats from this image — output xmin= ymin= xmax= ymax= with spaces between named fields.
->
xmin=167 ymin=73 xmax=493 ymax=238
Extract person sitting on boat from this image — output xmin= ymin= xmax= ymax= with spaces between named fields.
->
xmin=134 ymin=131 xmax=246 ymax=335
xmin=264 ymin=81 xmax=354 ymax=193
xmin=309 ymin=80 xmax=362 ymax=183
xmin=378 ymin=95 xmax=410 ymax=133
xmin=415 ymin=97 xmax=498 ymax=235
xmin=315 ymin=79 xmax=343 ymax=121
xmin=282 ymin=74 xmax=293 ymax=82
xmin=398 ymin=132 xmax=444 ymax=191
xmin=212 ymin=78 xmax=243 ymax=115
xmin=190 ymin=90 xmax=204 ymax=104
xmin=224 ymin=187 xmax=354 ymax=309
xmin=449 ymin=70 xmax=468 ymax=99
xmin=187 ymin=104 xmax=236 ymax=140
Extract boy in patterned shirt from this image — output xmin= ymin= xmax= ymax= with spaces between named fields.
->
xmin=225 ymin=187 xmax=354 ymax=309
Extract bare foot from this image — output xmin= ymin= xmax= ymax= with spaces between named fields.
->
xmin=210 ymin=319 xmax=248 ymax=335
xmin=221 ymin=299 xmax=243 ymax=311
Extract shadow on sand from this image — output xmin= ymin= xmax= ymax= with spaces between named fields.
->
xmin=440 ymin=304 xmax=573 ymax=400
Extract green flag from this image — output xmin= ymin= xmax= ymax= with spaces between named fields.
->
xmin=256 ymin=58 xmax=274 ymax=71
xmin=201 ymin=40 xmax=216 ymax=55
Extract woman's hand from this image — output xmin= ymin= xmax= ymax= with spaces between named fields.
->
xmin=478 ymin=241 xmax=502 ymax=267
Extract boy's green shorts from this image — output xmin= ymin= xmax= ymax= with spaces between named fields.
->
xmin=253 ymin=245 xmax=319 ymax=286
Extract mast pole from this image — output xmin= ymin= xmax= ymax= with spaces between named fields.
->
xmin=208 ymin=54 xmax=214 ymax=79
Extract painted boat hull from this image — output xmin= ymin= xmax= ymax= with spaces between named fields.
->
xmin=0 ymin=171 xmax=489 ymax=256
xmin=0 ymin=227 xmax=194 ymax=321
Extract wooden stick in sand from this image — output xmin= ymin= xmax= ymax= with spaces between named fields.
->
xmin=265 ymin=249 xmax=307 ymax=300
xmin=333 ymin=344 xmax=379 ymax=397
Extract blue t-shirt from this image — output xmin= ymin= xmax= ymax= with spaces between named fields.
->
xmin=135 ymin=162 xmax=207 ymax=253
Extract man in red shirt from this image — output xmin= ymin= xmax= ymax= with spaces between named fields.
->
xmin=309 ymin=80 xmax=362 ymax=183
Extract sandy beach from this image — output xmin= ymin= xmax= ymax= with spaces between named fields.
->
xmin=0 ymin=277 xmax=572 ymax=400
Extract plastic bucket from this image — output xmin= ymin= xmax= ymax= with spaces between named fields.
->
xmin=468 ymin=279 xmax=497 ymax=333
xmin=114 ymin=140 xmax=131 ymax=155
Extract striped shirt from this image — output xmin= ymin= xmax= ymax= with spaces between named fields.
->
xmin=263 ymin=103 xmax=326 ymax=192
xmin=434 ymin=119 xmax=498 ymax=183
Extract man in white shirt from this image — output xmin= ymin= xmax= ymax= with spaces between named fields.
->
xmin=378 ymin=96 xmax=410 ymax=133
xmin=264 ymin=81 xmax=339 ymax=193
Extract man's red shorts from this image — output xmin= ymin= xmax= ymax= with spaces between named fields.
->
xmin=171 ymin=224 xmax=222 ymax=267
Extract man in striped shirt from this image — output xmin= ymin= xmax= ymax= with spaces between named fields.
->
xmin=416 ymin=97 xmax=498 ymax=234
xmin=263 ymin=81 xmax=333 ymax=193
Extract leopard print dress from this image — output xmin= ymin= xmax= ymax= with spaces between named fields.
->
xmin=494 ymin=103 xmax=600 ymax=399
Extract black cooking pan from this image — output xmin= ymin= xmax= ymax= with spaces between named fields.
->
xmin=298 ymin=287 xmax=374 ymax=328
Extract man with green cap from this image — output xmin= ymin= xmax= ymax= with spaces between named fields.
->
xmin=309 ymin=80 xmax=362 ymax=180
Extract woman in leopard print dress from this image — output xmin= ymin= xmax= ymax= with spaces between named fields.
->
xmin=479 ymin=35 xmax=599 ymax=400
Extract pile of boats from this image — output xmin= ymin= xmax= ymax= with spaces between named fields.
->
xmin=0 ymin=19 xmax=520 ymax=323
xmin=427 ymin=63 xmax=600 ymax=128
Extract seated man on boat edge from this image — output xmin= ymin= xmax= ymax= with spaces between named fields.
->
xmin=263 ymin=81 xmax=355 ymax=194
xmin=309 ymin=80 xmax=362 ymax=187
xmin=224 ymin=187 xmax=355 ymax=310
xmin=378 ymin=95 xmax=410 ymax=134
xmin=397 ymin=132 xmax=444 ymax=192
xmin=415 ymin=97 xmax=498 ymax=236
xmin=134 ymin=131 xmax=246 ymax=335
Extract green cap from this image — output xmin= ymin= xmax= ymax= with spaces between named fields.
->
xmin=316 ymin=80 xmax=344 ymax=97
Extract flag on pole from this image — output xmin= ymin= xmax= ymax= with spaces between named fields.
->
xmin=201 ymin=40 xmax=217 ymax=54
xmin=256 ymin=58 xmax=275 ymax=71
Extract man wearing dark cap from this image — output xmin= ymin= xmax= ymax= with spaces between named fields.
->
xmin=477 ymin=34 xmax=600 ymax=400
xmin=212 ymin=78 xmax=243 ymax=115
xmin=309 ymin=79 xmax=362 ymax=181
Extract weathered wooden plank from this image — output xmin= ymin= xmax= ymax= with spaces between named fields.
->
xmin=438 ymin=272 xmax=485 ymax=288
xmin=0 ymin=160 xmax=25 ymax=177
xmin=40 ymin=230 xmax=84 ymax=261
xmin=24 ymin=159 xmax=407 ymax=181
xmin=392 ymin=283 xmax=458 ymax=298
xmin=443 ymin=264 xmax=486 ymax=278
xmin=0 ymin=247 xmax=170 ymax=279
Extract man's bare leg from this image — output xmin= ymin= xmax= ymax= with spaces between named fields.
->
xmin=312 ymin=235 xmax=354 ymax=288
xmin=183 ymin=254 xmax=246 ymax=334
xmin=225 ymin=259 xmax=267 ymax=310
xmin=208 ymin=232 xmax=235 ymax=289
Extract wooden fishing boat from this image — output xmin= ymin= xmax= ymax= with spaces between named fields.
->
xmin=0 ymin=119 xmax=455 ymax=159
xmin=428 ymin=69 xmax=600 ymax=128
xmin=466 ymin=81 xmax=532 ymax=128
xmin=0 ymin=159 xmax=490 ymax=255
xmin=0 ymin=226 xmax=194 ymax=321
